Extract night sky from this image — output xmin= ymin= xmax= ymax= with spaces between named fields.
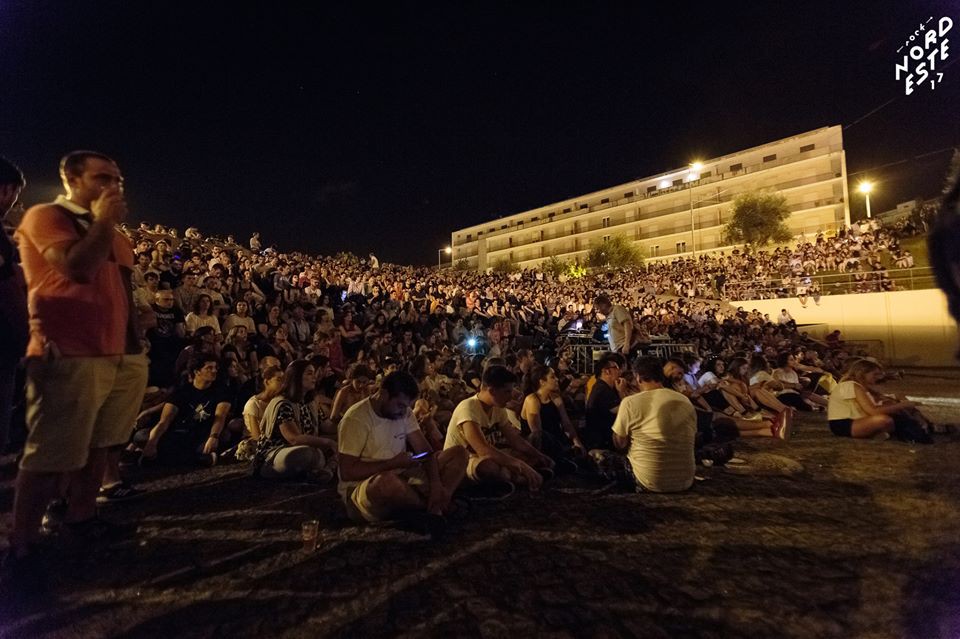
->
xmin=2 ymin=1 xmax=958 ymax=264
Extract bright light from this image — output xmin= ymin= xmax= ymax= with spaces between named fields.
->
xmin=659 ymin=180 xmax=671 ymax=189
xmin=690 ymin=161 xmax=704 ymax=171
xmin=444 ymin=247 xmax=452 ymax=254
xmin=467 ymin=337 xmax=477 ymax=348
xmin=858 ymin=181 xmax=874 ymax=194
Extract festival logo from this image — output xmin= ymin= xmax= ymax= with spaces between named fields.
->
xmin=894 ymin=16 xmax=953 ymax=95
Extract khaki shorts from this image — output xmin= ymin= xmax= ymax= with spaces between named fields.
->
xmin=344 ymin=465 xmax=428 ymax=523
xmin=21 ymin=353 xmax=148 ymax=472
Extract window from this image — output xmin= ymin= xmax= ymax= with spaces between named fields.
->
xmin=672 ymin=179 xmax=682 ymax=187
xmin=600 ymin=198 xmax=610 ymax=204
xmin=602 ymin=217 xmax=610 ymax=228
xmin=651 ymin=245 xmax=660 ymax=257
xmin=800 ymin=143 xmax=815 ymax=153
xmin=676 ymin=241 xmax=687 ymax=253
xmin=466 ymin=234 xmax=472 ymax=241
xmin=563 ymin=208 xmax=571 ymax=213
xmin=517 ymin=221 xmax=523 ymax=227
xmin=531 ymin=216 xmax=539 ymax=221
xmin=579 ymin=204 xmax=588 ymax=210
xmin=603 ymin=235 xmax=611 ymax=243
xmin=763 ymin=154 xmax=777 ymax=162
xmin=549 ymin=212 xmax=556 ymax=218
xmin=501 ymin=225 xmax=508 ymax=230
xmin=729 ymin=163 xmax=742 ymax=172
xmin=508 ymin=237 xmax=513 ymax=247
xmin=700 ymin=171 xmax=712 ymax=179
xmin=624 ymin=191 xmax=634 ymax=198
xmin=646 ymin=185 xmax=657 ymax=193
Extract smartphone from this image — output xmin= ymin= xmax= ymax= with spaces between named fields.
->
xmin=411 ymin=452 xmax=430 ymax=461
xmin=341 ymin=291 xmax=348 ymax=301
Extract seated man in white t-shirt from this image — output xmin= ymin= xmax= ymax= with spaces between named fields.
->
xmin=338 ymin=372 xmax=467 ymax=524
xmin=613 ymin=357 xmax=698 ymax=493
xmin=444 ymin=366 xmax=552 ymax=494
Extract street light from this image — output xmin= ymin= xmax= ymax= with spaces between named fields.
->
xmin=858 ymin=181 xmax=874 ymax=219
xmin=437 ymin=246 xmax=452 ymax=269
xmin=688 ymin=161 xmax=703 ymax=256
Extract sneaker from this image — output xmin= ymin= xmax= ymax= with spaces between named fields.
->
xmin=40 ymin=498 xmax=68 ymax=535
xmin=742 ymin=411 xmax=764 ymax=422
xmin=97 ymin=481 xmax=146 ymax=505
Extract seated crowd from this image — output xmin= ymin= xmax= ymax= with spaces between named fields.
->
xmin=0 ymin=152 xmax=948 ymax=603
xmin=83 ymin=223 xmax=939 ymax=512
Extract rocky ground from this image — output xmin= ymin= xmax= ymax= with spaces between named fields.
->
xmin=1 ymin=372 xmax=959 ymax=638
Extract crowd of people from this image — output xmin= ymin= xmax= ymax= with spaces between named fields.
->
xmin=0 ymin=151 xmax=950 ymax=600
xmin=622 ymin=217 xmax=925 ymax=303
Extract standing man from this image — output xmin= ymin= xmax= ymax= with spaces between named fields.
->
xmin=594 ymin=294 xmax=633 ymax=356
xmin=0 ymin=157 xmax=28 ymax=455
xmin=3 ymin=151 xmax=147 ymax=594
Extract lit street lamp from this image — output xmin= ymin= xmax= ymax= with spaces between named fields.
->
xmin=437 ymin=246 xmax=452 ymax=269
xmin=858 ymin=181 xmax=874 ymax=219
xmin=688 ymin=161 xmax=703 ymax=256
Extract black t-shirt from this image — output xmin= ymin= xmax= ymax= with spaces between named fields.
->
xmin=168 ymin=383 xmax=229 ymax=443
xmin=149 ymin=305 xmax=185 ymax=343
xmin=584 ymin=379 xmax=619 ymax=449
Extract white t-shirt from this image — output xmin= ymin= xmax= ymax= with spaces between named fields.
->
xmin=337 ymin=398 xmax=420 ymax=499
xmin=606 ymin=304 xmax=632 ymax=352
xmin=698 ymin=371 xmax=720 ymax=387
xmin=444 ymin=395 xmax=512 ymax=454
xmin=242 ymin=395 xmax=269 ymax=436
xmin=612 ymin=388 xmax=697 ymax=493
xmin=773 ymin=368 xmax=801 ymax=395
xmin=827 ymin=380 xmax=868 ymax=420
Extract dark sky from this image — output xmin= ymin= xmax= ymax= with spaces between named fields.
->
xmin=2 ymin=1 xmax=958 ymax=264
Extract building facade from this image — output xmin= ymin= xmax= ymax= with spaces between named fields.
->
xmin=450 ymin=126 xmax=850 ymax=270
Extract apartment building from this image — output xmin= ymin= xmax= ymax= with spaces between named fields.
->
xmin=450 ymin=126 xmax=850 ymax=270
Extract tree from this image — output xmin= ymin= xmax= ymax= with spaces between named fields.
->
xmin=453 ymin=258 xmax=471 ymax=271
xmin=586 ymin=234 xmax=645 ymax=269
xmin=543 ymin=255 xmax=567 ymax=278
xmin=490 ymin=259 xmax=518 ymax=273
xmin=723 ymin=191 xmax=793 ymax=247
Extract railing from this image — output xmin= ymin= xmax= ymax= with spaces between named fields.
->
xmin=723 ymin=266 xmax=936 ymax=299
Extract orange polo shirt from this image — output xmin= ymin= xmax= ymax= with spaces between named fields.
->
xmin=16 ymin=199 xmax=133 ymax=357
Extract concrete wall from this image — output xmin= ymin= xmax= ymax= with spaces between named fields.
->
xmin=740 ymin=289 xmax=959 ymax=367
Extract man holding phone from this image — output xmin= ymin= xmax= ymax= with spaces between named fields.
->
xmin=338 ymin=371 xmax=467 ymax=527
xmin=3 ymin=151 xmax=147 ymax=596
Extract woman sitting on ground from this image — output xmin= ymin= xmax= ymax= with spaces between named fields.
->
xmin=827 ymin=359 xmax=923 ymax=440
xmin=254 ymin=360 xmax=338 ymax=480
xmin=520 ymin=365 xmax=586 ymax=467
xmin=751 ymin=354 xmax=810 ymax=412
xmin=773 ymin=352 xmax=828 ymax=409
xmin=238 ymin=365 xmax=284 ymax=460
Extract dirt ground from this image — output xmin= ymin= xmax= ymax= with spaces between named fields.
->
xmin=1 ymin=371 xmax=959 ymax=638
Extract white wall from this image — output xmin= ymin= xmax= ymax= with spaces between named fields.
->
xmin=740 ymin=289 xmax=959 ymax=367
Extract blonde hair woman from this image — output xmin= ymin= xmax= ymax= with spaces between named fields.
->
xmin=827 ymin=359 xmax=918 ymax=439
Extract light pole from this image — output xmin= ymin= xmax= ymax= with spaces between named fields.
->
xmin=437 ymin=246 xmax=451 ymax=269
xmin=688 ymin=161 xmax=703 ymax=256
xmin=858 ymin=181 xmax=874 ymax=219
